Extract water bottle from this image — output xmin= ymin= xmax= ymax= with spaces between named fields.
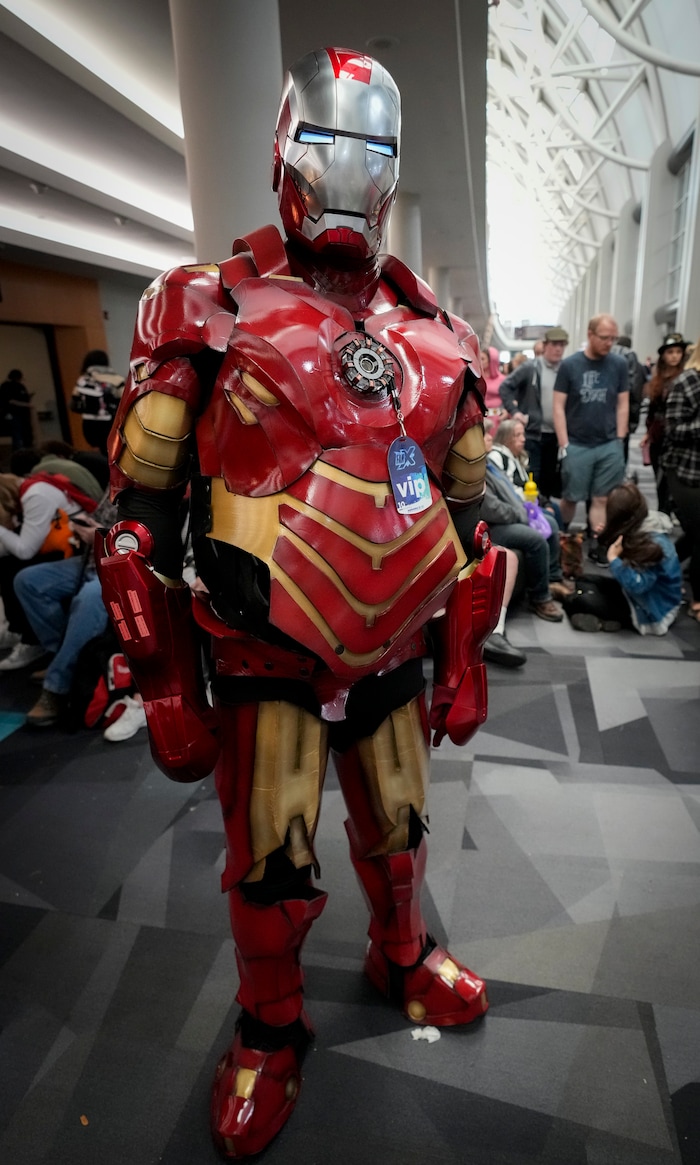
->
xmin=524 ymin=473 xmax=538 ymax=504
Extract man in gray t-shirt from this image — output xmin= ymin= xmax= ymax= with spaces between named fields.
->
xmin=552 ymin=313 xmax=629 ymax=537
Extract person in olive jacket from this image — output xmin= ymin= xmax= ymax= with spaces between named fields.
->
xmin=499 ymin=326 xmax=569 ymax=498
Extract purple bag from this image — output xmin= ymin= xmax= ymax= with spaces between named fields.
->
xmin=524 ymin=501 xmax=552 ymax=538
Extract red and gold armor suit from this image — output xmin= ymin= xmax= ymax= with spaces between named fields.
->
xmin=97 ymin=47 xmax=504 ymax=1160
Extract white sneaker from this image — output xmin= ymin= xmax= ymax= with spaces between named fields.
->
xmin=0 ymin=628 xmax=21 ymax=651
xmin=103 ymin=695 xmax=147 ymax=742
xmin=0 ymin=643 xmax=45 ymax=671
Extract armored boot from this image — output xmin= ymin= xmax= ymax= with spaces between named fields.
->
xmin=347 ymin=825 xmax=488 ymax=1026
xmin=211 ymin=884 xmax=327 ymax=1158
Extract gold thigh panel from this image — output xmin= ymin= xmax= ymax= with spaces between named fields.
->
xmin=356 ymin=697 xmax=430 ymax=855
xmin=246 ymin=702 xmax=329 ymax=882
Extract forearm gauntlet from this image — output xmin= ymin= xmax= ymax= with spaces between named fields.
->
xmin=429 ymin=525 xmax=505 ymax=746
xmin=96 ymin=521 xmax=219 ymax=782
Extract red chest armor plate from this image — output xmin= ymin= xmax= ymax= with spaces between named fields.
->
xmin=198 ymin=274 xmax=470 ymax=680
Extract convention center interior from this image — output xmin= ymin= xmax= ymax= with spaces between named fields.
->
xmin=0 ymin=2 xmax=699 ymax=1163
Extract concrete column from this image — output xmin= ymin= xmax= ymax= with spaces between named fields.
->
xmin=595 ymin=232 xmax=615 ymax=317
xmin=169 ymin=0 xmax=282 ymax=262
xmin=428 ymin=266 xmax=451 ymax=309
xmin=633 ymin=140 xmax=675 ymax=360
xmin=386 ymin=192 xmax=423 ymax=277
xmin=677 ymin=109 xmax=700 ymax=343
xmin=611 ymin=198 xmax=640 ymax=337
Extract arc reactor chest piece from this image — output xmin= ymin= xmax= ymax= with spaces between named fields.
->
xmin=339 ymin=334 xmax=396 ymax=397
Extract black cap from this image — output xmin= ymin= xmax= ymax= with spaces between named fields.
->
xmin=658 ymin=332 xmax=688 ymax=356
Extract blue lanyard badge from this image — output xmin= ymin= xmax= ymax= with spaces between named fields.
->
xmin=388 ymin=436 xmax=432 ymax=515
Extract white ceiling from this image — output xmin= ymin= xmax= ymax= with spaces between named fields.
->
xmin=0 ymin=0 xmax=491 ymax=327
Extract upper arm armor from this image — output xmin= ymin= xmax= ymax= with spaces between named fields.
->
xmin=109 ymin=259 xmax=245 ymax=496
xmin=443 ymin=421 xmax=487 ymax=502
xmin=110 ymin=360 xmax=199 ymax=494
xmin=441 ymin=360 xmax=487 ymax=502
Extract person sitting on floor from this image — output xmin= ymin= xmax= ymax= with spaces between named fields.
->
xmin=565 ymin=481 xmax=682 ymax=635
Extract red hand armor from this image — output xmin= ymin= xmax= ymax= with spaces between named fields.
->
xmin=429 ymin=525 xmax=505 ymax=746
xmin=96 ymin=522 xmax=219 ymax=782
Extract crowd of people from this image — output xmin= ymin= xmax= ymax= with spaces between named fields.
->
xmin=0 ymin=352 xmax=147 ymax=742
xmin=479 ymin=315 xmax=699 ymax=662
xmin=0 ymin=437 xmax=147 ymax=742
xmin=1 ymin=317 xmax=698 ymax=731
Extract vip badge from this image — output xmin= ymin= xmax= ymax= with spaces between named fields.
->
xmin=388 ymin=436 xmax=432 ymax=515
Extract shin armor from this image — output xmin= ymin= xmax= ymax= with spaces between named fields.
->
xmin=211 ymin=888 xmax=327 ymax=1158
xmin=228 ymin=887 xmax=327 ymax=1027
xmin=338 ymin=701 xmax=487 ymax=1027
xmin=347 ymin=829 xmax=488 ymax=1026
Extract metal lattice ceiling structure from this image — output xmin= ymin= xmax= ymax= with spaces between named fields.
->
xmin=486 ymin=0 xmax=700 ymax=332
xmin=1 ymin=0 xmax=699 ymax=345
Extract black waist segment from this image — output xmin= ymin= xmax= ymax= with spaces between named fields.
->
xmin=213 ymin=657 xmax=425 ymax=751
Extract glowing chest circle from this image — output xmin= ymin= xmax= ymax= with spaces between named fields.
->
xmin=339 ymin=334 xmax=396 ymax=396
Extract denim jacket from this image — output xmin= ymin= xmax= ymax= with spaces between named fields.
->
xmin=608 ymin=532 xmax=682 ymax=635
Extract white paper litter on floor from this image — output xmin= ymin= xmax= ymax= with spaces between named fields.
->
xmin=410 ymin=1026 xmax=441 ymax=1043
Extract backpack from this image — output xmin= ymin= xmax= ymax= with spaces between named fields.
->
xmin=70 ymin=367 xmax=125 ymax=418
xmin=19 ymin=472 xmax=99 ymax=559
xmin=562 ymin=575 xmax=632 ymax=629
xmin=19 ymin=471 xmax=98 ymax=514
xmin=40 ymin=508 xmax=77 ymax=558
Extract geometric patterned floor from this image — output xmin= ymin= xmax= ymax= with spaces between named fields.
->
xmin=2 ymin=597 xmax=698 ymax=1165
xmin=2 ymin=465 xmax=699 ymax=1163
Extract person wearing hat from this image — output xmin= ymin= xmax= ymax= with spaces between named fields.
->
xmin=499 ymin=325 xmax=570 ymax=501
xmin=640 ymin=332 xmax=689 ymax=514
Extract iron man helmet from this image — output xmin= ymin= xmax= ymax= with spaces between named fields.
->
xmin=273 ymin=47 xmax=401 ymax=260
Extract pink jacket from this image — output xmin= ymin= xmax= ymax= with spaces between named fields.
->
xmin=481 ymin=347 xmax=504 ymax=410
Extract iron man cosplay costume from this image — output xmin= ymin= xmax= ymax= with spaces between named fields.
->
xmin=97 ymin=47 xmax=504 ymax=1159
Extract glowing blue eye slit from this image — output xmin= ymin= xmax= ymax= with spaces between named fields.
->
xmin=297 ymin=130 xmax=335 ymax=145
xmin=366 ymin=140 xmax=395 ymax=156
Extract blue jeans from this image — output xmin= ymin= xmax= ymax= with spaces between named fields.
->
xmin=14 ymin=556 xmax=108 ymax=695
xmin=489 ymin=523 xmax=554 ymax=604
xmin=542 ymin=512 xmax=564 ymax=581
